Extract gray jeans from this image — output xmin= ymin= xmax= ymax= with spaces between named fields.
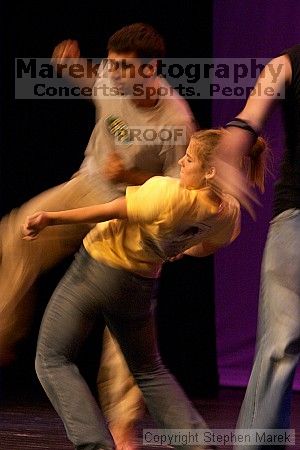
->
xmin=35 ymin=246 xmax=208 ymax=450
xmin=235 ymin=209 xmax=300 ymax=450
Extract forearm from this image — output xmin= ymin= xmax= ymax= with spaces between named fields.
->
xmin=46 ymin=205 xmax=113 ymax=225
xmin=218 ymin=127 xmax=257 ymax=164
xmin=220 ymin=54 xmax=291 ymax=162
xmin=22 ymin=197 xmax=127 ymax=240
xmin=50 ymin=197 xmax=127 ymax=225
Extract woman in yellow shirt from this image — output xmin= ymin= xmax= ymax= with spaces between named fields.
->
xmin=22 ymin=129 xmax=266 ymax=450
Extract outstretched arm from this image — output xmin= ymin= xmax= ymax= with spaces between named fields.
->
xmin=214 ymin=54 xmax=291 ymax=216
xmin=222 ymin=55 xmax=291 ymax=159
xmin=22 ymin=197 xmax=127 ymax=240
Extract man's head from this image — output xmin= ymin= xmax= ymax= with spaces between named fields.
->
xmin=106 ymin=23 xmax=165 ymax=99
xmin=107 ymin=23 xmax=166 ymax=61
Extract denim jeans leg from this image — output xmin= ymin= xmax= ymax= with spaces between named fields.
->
xmin=37 ymin=246 xmax=210 ymax=450
xmin=99 ymin=269 xmax=210 ymax=449
xmin=235 ymin=209 xmax=300 ymax=450
xmin=35 ymin=247 xmax=115 ymax=450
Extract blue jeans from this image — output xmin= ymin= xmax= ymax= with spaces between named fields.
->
xmin=35 ymin=246 xmax=208 ymax=450
xmin=235 ymin=209 xmax=300 ymax=450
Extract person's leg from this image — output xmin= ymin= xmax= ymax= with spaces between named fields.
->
xmin=235 ymin=209 xmax=300 ymax=450
xmin=0 ymin=173 xmax=100 ymax=364
xmin=35 ymin=247 xmax=115 ymax=450
xmin=98 ymin=327 xmax=144 ymax=449
xmin=98 ymin=267 xmax=211 ymax=449
xmin=36 ymin=251 xmax=213 ymax=450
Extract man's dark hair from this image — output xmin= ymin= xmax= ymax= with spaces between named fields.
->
xmin=107 ymin=23 xmax=166 ymax=60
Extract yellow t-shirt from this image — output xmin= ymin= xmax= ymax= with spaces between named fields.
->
xmin=84 ymin=177 xmax=240 ymax=277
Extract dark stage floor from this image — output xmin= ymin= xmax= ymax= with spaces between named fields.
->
xmin=0 ymin=388 xmax=299 ymax=450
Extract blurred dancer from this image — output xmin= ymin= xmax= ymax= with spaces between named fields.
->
xmin=22 ymin=128 xmax=255 ymax=450
xmin=214 ymin=46 xmax=299 ymax=449
xmin=0 ymin=22 xmax=195 ymax=447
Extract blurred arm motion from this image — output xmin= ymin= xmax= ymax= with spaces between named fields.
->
xmin=22 ymin=197 xmax=127 ymax=240
xmin=214 ymin=54 xmax=291 ymax=216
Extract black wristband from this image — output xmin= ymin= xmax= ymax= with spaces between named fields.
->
xmin=225 ymin=118 xmax=258 ymax=138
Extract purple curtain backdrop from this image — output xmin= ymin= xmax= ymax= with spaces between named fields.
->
xmin=213 ymin=0 xmax=300 ymax=388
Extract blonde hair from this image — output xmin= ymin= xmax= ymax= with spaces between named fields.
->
xmin=190 ymin=128 xmax=268 ymax=192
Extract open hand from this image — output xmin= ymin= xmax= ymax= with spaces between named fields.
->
xmin=51 ymin=39 xmax=80 ymax=63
